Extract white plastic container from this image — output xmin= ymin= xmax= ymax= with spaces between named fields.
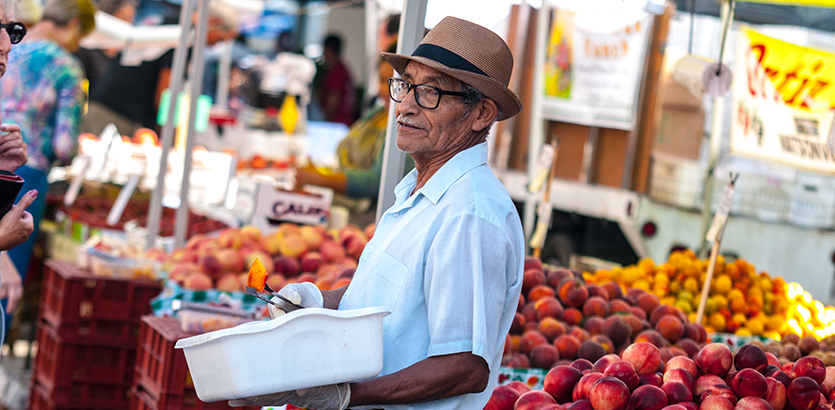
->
xmin=174 ymin=307 xmax=389 ymax=403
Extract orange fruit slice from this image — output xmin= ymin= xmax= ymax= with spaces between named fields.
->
xmin=247 ymin=258 xmax=268 ymax=292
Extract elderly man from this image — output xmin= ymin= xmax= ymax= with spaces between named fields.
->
xmin=234 ymin=16 xmax=524 ymax=410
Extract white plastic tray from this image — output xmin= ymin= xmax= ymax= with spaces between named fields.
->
xmin=174 ymin=307 xmax=389 ymax=402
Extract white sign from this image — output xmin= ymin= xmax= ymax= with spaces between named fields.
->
xmin=542 ymin=9 xmax=653 ymax=130
xmin=251 ymin=183 xmax=333 ymax=232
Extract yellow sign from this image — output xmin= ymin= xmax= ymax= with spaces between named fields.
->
xmin=731 ymin=29 xmax=835 ymax=173
xmin=739 ymin=0 xmax=835 ymax=7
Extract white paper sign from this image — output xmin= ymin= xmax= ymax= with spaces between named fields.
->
xmin=706 ymin=185 xmax=735 ymax=242
xmin=251 ymin=184 xmax=333 ymax=232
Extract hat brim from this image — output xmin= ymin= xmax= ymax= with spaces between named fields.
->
xmin=382 ymin=52 xmax=522 ymax=121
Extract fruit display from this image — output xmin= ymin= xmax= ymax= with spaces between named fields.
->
xmin=46 ymin=193 xmax=227 ymax=237
xmin=504 ymin=258 xmax=708 ymax=371
xmin=155 ymin=222 xmax=372 ymax=294
xmin=586 ymin=250 xmax=835 ymax=341
xmin=485 ymin=341 xmax=835 ymax=410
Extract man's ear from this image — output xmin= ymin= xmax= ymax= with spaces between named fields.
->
xmin=471 ymin=98 xmax=498 ymax=133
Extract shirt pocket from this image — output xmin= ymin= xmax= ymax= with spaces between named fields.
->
xmin=370 ymin=251 xmax=409 ymax=331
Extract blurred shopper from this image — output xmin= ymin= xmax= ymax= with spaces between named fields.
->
xmin=83 ymin=0 xmax=238 ymax=136
xmin=75 ymin=0 xmax=138 ymax=95
xmin=16 ymin=0 xmax=41 ymax=28
xmin=310 ymin=33 xmax=356 ymax=126
xmin=0 ymin=0 xmax=91 ymax=342
xmin=295 ymin=44 xmax=413 ymax=206
xmin=378 ymin=13 xmax=399 ymax=54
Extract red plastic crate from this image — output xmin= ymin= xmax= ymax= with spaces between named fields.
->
xmin=131 ymin=378 xmax=256 ymax=410
xmin=135 ymin=316 xmax=194 ymax=399
xmin=40 ymin=260 xmax=161 ymax=347
xmin=30 ymin=372 xmax=132 ymax=410
xmin=34 ymin=320 xmax=136 ymax=388
xmin=28 ymin=379 xmax=103 ymax=410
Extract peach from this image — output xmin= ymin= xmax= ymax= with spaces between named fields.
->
xmin=588 ymin=285 xmax=610 ymax=301
xmin=521 ymin=330 xmax=549 ymax=355
xmin=583 ymin=297 xmax=610 ymax=317
xmin=574 ymin=372 xmax=605 ymax=402
xmin=536 ymin=297 xmax=565 ymax=321
xmin=584 ymin=317 xmax=605 ymax=335
xmin=504 ymin=353 xmax=530 ymax=369
xmin=532 ymin=344 xmax=561 ymax=369
xmin=540 ymin=317 xmax=567 ymax=341
xmin=524 ymin=256 xmax=543 ymax=272
xmin=701 ymin=396 xmax=735 ymax=410
xmin=572 ymin=359 xmax=594 ymax=372
xmin=701 ymin=384 xmax=738 ymax=406
xmin=298 ymin=225 xmax=326 ymax=251
xmin=571 ymin=327 xmax=592 ymax=343
xmin=169 ymin=262 xmax=198 ymax=283
xmin=781 ymin=344 xmax=802 ymax=362
xmin=300 ymin=252 xmax=324 ymax=273
xmin=544 ymin=365 xmax=583 ymax=403
xmin=260 ymin=233 xmax=281 ymax=255
xmin=343 ymin=235 xmax=366 ymax=260
xmin=183 ymin=272 xmax=212 ymax=290
xmin=662 ymin=381 xmax=692 ymax=404
xmin=555 ymin=335 xmax=581 ymax=360
xmin=197 ymin=240 xmax=220 ymax=258
xmin=696 ymin=343 xmax=734 ymax=378
xmin=800 ymin=337 xmax=819 ymax=356
xmin=630 ymin=307 xmax=648 ymax=321
xmin=736 ymin=345 xmax=768 ymax=373
xmin=781 ymin=363 xmax=793 ymax=373
xmin=821 ymin=367 xmax=835 ymax=396
xmin=511 ymin=312 xmax=526 ymax=335
xmin=199 ymin=255 xmax=224 ymax=278
xmin=530 ymin=285 xmax=557 ymax=302
xmin=319 ymin=240 xmax=346 ymax=262
xmin=666 ymin=357 xmax=698 ymax=379
xmin=629 ymin=385 xmax=668 ymax=410
xmin=215 ymin=272 xmax=243 ymax=292
xmin=562 ymin=308 xmax=584 ymax=326
xmin=623 ymin=315 xmax=644 ymax=338
xmin=218 ymin=229 xmax=244 ymax=249
xmin=216 ymin=249 xmax=245 ymax=273
xmin=651 ymin=305 xmax=685 ymax=326
xmin=609 ymin=300 xmax=632 ymax=315
xmin=593 ymin=354 xmax=622 ymax=373
xmin=266 ymin=273 xmax=285 ymax=292
xmin=601 ymin=282 xmax=624 ymax=300
xmin=792 ymin=357 xmax=826 ymax=385
xmin=578 ymin=342 xmax=606 ymax=363
xmin=244 ymin=251 xmax=274 ymax=274
xmin=764 ymin=366 xmax=791 ymax=388
xmin=765 ymin=377 xmax=787 ymax=410
xmin=516 ymin=390 xmax=558 ymax=410
xmin=604 ymin=361 xmax=640 ymax=391
xmin=788 ymin=377 xmax=820 ymax=410
xmin=730 ymin=368 xmax=767 ymax=398
xmin=547 ymin=268 xmax=572 ymax=289
xmin=239 ymin=225 xmax=262 ymax=242
xmin=509 ymin=381 xmax=533 ymax=394
xmin=273 ymin=256 xmax=301 ymax=277
xmin=589 ymin=377 xmax=630 ymax=410
xmin=664 ymin=369 xmax=695 ymax=394
xmin=570 ymin=399 xmax=593 ymax=410
xmin=641 ymin=373 xmax=664 ymax=388
xmin=637 ymin=294 xmax=661 ymax=317
xmin=592 ymin=335 xmax=615 ymax=355
xmin=484 ymin=385 xmax=520 ymax=410
xmin=603 ymin=316 xmax=631 ymax=347
xmin=186 ymin=234 xmax=206 ymax=251
xmin=558 ymin=279 xmax=589 ymax=308
xmin=296 ymin=272 xmax=316 ymax=283
xmin=766 ymin=353 xmax=781 ymax=368
xmin=734 ymin=397 xmax=773 ymax=410
xmin=622 ymin=342 xmax=662 ymax=375
xmin=635 ymin=330 xmax=666 ymax=348
xmin=523 ymin=269 xmax=548 ymax=296
xmin=663 ymin=405 xmax=691 ymax=410
xmin=655 ymin=315 xmax=684 ymax=342
xmin=676 ymin=339 xmax=700 ymax=359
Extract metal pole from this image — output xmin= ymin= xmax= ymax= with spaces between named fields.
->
xmin=364 ymin=0 xmax=379 ymax=107
xmin=375 ymin=0 xmax=427 ymax=222
xmin=216 ymin=40 xmax=232 ymax=109
xmin=174 ymin=0 xmax=211 ymax=247
xmin=146 ymin=0 xmax=194 ymax=249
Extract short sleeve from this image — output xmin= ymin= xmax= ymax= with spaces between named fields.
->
xmin=423 ymin=212 xmax=516 ymax=370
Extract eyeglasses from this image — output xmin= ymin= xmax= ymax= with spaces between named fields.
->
xmin=0 ymin=22 xmax=26 ymax=44
xmin=388 ymin=77 xmax=466 ymax=110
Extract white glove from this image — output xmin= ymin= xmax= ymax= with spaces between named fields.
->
xmin=267 ymin=282 xmax=324 ymax=319
xmin=228 ymin=383 xmax=350 ymax=410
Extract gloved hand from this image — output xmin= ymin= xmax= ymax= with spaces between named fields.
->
xmin=228 ymin=382 xmax=350 ymax=410
xmin=267 ymin=282 xmax=324 ymax=319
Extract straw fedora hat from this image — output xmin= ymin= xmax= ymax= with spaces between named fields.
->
xmin=382 ymin=16 xmax=522 ymax=121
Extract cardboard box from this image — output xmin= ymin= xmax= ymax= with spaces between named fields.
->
xmin=662 ymin=80 xmax=702 ymax=110
xmin=654 ymin=107 xmax=705 ymax=160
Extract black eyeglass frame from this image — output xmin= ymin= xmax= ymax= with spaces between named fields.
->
xmin=387 ymin=77 xmax=467 ymax=110
xmin=0 ymin=22 xmax=26 ymax=44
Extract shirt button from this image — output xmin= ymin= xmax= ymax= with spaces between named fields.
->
xmin=393 ymin=212 xmax=399 ymax=217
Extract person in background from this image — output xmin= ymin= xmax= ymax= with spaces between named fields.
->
xmin=272 ymin=30 xmax=294 ymax=57
xmin=294 ymin=44 xmax=413 ymax=206
xmin=0 ymin=0 xmax=96 ymax=341
xmin=310 ymin=33 xmax=356 ymax=126
xmin=378 ymin=13 xmax=399 ymax=54
xmin=74 ymin=0 xmax=138 ymax=95
xmin=15 ymin=0 xmax=40 ymax=28
xmin=83 ymin=0 xmax=238 ymax=136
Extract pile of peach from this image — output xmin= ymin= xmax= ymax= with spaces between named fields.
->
xmin=148 ymin=223 xmax=374 ymax=293
xmin=487 ymin=341 xmax=835 ymax=410
xmin=504 ymin=259 xmax=706 ymax=370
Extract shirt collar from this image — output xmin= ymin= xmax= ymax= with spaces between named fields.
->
xmin=394 ymin=142 xmax=489 ymax=206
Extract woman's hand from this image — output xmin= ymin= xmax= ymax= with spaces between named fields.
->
xmin=0 ymin=189 xmax=36 ymax=251
xmin=0 ymin=123 xmax=27 ymax=172
xmin=0 ymin=251 xmax=22 ymax=313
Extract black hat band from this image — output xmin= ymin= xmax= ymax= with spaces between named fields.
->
xmin=411 ymin=43 xmax=488 ymax=77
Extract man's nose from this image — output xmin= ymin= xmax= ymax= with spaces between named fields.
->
xmin=397 ymin=87 xmax=420 ymax=115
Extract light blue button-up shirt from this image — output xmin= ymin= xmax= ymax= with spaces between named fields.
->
xmin=339 ymin=142 xmax=525 ymax=410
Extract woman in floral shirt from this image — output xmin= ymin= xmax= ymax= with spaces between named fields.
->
xmin=0 ymin=0 xmax=95 ymax=337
